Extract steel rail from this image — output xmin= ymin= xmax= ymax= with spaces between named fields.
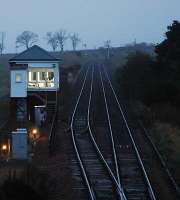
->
xmin=68 ymin=62 xmax=90 ymax=124
xmin=87 ymin=65 xmax=127 ymax=200
xmin=102 ymin=65 xmax=157 ymax=200
xmin=70 ymin=66 xmax=95 ymax=200
xmin=99 ymin=66 xmax=121 ymax=185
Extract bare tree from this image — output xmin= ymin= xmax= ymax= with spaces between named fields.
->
xmin=104 ymin=40 xmax=111 ymax=59
xmin=0 ymin=32 xmax=6 ymax=55
xmin=55 ymin=29 xmax=68 ymax=53
xmin=46 ymin=32 xmax=58 ymax=52
xmin=16 ymin=31 xmax=38 ymax=49
xmin=69 ymin=33 xmax=81 ymax=51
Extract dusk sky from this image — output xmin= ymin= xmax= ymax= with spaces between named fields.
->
xmin=0 ymin=0 xmax=180 ymax=53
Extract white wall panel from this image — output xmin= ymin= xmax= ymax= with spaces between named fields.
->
xmin=10 ymin=70 xmax=27 ymax=97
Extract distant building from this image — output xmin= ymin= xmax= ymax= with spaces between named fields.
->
xmin=9 ymin=45 xmax=60 ymax=123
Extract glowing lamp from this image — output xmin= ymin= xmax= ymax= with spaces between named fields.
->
xmin=32 ymin=129 xmax=38 ymax=134
xmin=2 ymin=144 xmax=7 ymax=151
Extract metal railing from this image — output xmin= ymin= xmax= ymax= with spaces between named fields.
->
xmin=28 ymin=81 xmax=55 ymax=89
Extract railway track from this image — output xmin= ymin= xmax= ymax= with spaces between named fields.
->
xmin=100 ymin=62 xmax=180 ymax=200
xmin=98 ymin=64 xmax=156 ymax=200
xmin=70 ymin=61 xmax=163 ymax=199
xmin=70 ymin=61 xmax=158 ymax=199
xmin=70 ymin=64 xmax=126 ymax=199
xmin=47 ymin=60 xmax=178 ymax=199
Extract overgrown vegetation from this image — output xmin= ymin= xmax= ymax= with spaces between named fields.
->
xmin=116 ymin=20 xmax=180 ymax=124
xmin=0 ymin=165 xmax=48 ymax=200
xmin=0 ymin=179 xmax=43 ymax=200
xmin=115 ymin=20 xmax=180 ymax=183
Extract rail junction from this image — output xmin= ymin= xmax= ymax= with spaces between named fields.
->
xmin=1 ymin=61 xmax=179 ymax=200
xmin=70 ymin=63 xmax=158 ymax=200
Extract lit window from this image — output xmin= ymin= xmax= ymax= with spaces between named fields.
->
xmin=48 ymin=72 xmax=54 ymax=81
xmin=32 ymin=72 xmax=37 ymax=81
xmin=40 ymin=72 xmax=46 ymax=81
xmin=16 ymin=74 xmax=22 ymax=82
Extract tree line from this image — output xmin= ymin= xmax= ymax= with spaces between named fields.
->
xmin=0 ymin=29 xmax=83 ymax=54
xmin=115 ymin=21 xmax=180 ymax=178
xmin=0 ymin=29 xmax=113 ymax=56
xmin=116 ymin=20 xmax=180 ymax=124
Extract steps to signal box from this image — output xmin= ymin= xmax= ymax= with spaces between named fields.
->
xmin=46 ymin=101 xmax=56 ymax=121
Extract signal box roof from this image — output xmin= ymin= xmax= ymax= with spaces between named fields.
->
xmin=9 ymin=45 xmax=60 ymax=62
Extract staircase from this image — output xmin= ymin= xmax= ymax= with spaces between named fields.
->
xmin=28 ymin=91 xmax=58 ymax=123
xmin=46 ymin=101 xmax=56 ymax=121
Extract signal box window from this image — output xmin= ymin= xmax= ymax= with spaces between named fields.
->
xmin=48 ymin=72 xmax=54 ymax=81
xmin=32 ymin=72 xmax=37 ymax=81
xmin=40 ymin=72 xmax=46 ymax=81
xmin=16 ymin=74 xmax=22 ymax=82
